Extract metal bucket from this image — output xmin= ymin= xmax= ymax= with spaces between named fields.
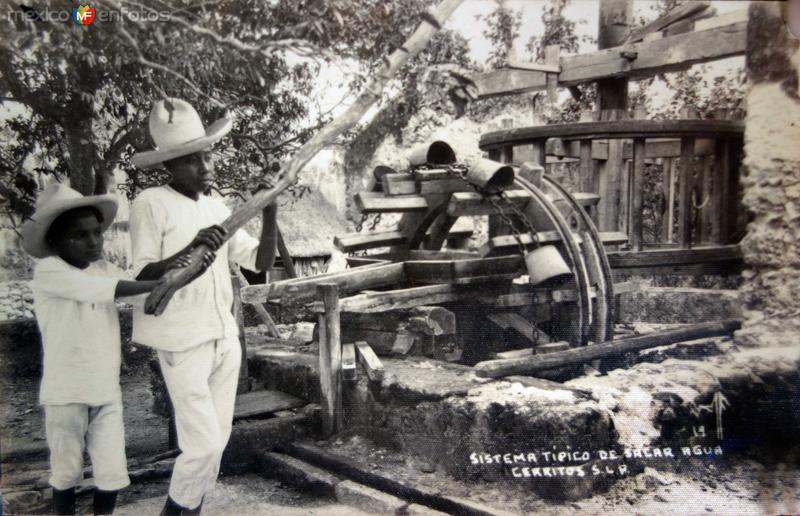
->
xmin=465 ymin=158 xmax=515 ymax=193
xmin=408 ymin=140 xmax=457 ymax=166
xmin=525 ymin=245 xmax=572 ymax=286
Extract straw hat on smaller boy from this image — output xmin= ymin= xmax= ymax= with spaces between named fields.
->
xmin=131 ymin=98 xmax=232 ymax=169
xmin=21 ymin=183 xmax=118 ymax=258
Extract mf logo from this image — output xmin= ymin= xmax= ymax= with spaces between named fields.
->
xmin=72 ymin=4 xmax=96 ymax=25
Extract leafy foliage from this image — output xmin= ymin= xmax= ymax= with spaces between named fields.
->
xmin=480 ymin=2 xmax=521 ymax=69
xmin=0 ymin=0 xmax=440 ymax=228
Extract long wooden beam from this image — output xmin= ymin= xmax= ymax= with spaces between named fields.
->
xmin=240 ymin=262 xmax=405 ymax=304
xmin=471 ymin=21 xmax=745 ymax=98
xmin=474 ymin=319 xmax=742 ymax=378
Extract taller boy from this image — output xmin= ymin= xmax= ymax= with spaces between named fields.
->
xmin=130 ymin=99 xmax=277 ymax=515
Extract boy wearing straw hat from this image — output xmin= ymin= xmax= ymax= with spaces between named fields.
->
xmin=21 ymin=184 xmax=197 ymax=515
xmin=129 ymin=98 xmax=277 ymax=516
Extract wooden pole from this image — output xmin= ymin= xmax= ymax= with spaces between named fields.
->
xmin=234 ymin=268 xmax=281 ymax=338
xmin=317 ymin=283 xmax=342 ymax=436
xmin=143 ymin=0 xmax=464 ymax=315
xmin=230 ymin=265 xmax=251 ymax=394
xmin=678 ymin=136 xmax=696 ymax=248
xmin=276 ymin=226 xmax=297 ymax=279
xmin=630 ymin=137 xmax=646 ymax=251
xmin=596 ymin=0 xmax=633 ymax=232
xmin=474 ymin=319 xmax=742 ymax=378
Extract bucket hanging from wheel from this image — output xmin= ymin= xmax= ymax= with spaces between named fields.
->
xmin=525 ymin=245 xmax=572 ymax=286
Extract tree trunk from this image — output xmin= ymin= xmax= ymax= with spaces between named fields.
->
xmin=63 ymin=119 xmax=100 ymax=195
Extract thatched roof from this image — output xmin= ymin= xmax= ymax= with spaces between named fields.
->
xmin=276 ymin=190 xmax=351 ymax=258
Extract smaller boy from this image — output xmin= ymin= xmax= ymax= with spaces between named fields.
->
xmin=21 ymin=184 xmax=210 ymax=515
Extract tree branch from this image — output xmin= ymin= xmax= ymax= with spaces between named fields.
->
xmin=144 ymin=0 xmax=465 ymax=315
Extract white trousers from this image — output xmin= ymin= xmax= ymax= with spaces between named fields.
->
xmin=45 ymin=401 xmax=130 ymax=491
xmin=157 ymin=335 xmax=241 ymax=509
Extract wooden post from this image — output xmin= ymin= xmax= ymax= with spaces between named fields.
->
xmin=660 ymin=158 xmax=674 ymax=243
xmin=678 ymin=136 xmax=696 ymax=248
xmin=698 ymin=155 xmax=713 ymax=243
xmin=544 ymin=45 xmax=560 ymax=106
xmin=317 ymin=283 xmax=342 ymax=436
xmin=276 ymin=226 xmax=297 ymax=279
xmin=230 ymin=265 xmax=251 ymax=394
xmin=725 ymin=139 xmax=743 ymax=243
xmin=630 ymin=137 xmax=646 ymax=251
xmin=711 ymin=139 xmax=728 ymax=244
xmin=596 ymin=0 xmax=632 ymax=232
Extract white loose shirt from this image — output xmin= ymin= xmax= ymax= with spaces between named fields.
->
xmin=31 ymin=257 xmax=128 ymax=406
xmin=129 ymin=185 xmax=260 ymax=352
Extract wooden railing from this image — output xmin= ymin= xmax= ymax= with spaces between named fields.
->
xmin=479 ymin=116 xmax=745 ymax=253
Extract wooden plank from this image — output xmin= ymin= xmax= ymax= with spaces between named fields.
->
xmin=342 ymin=328 xmax=416 ymax=355
xmin=412 ymin=169 xmax=451 ymax=181
xmin=470 ymin=22 xmax=746 ymax=98
xmin=334 ymin=230 xmax=408 ymax=252
xmin=446 ymin=217 xmax=474 ymax=238
xmin=327 ymin=284 xmax=502 ymax=313
xmin=713 ymin=138 xmax=730 ymax=244
xmin=354 ymin=341 xmax=384 ymax=382
xmin=677 ymin=136 xmax=695 ymax=247
xmin=486 ymin=312 xmax=551 ymax=344
xmin=355 ymin=191 xmax=429 ymax=213
xmin=383 ymin=174 xmax=417 ymax=196
xmin=346 ymin=256 xmax=392 ymax=268
xmin=608 ymin=245 xmax=742 ymax=266
xmin=566 ymin=138 xmax=716 ymax=161
xmin=624 ymin=2 xmax=711 ymax=44
xmin=242 ymin=262 xmax=406 ymax=304
xmin=405 ymin=255 xmax=525 ymax=284
xmin=341 ymin=343 xmax=357 ymax=381
xmin=474 ymin=319 xmax=742 ymax=378
xmin=235 ymin=268 xmax=280 ymax=338
xmin=418 ymin=178 xmax=473 ymax=195
xmin=446 ymin=190 xmax=531 ymax=217
xmin=317 ymin=284 xmax=342 ymax=436
xmin=630 ymin=137 xmax=646 ymax=251
xmin=233 ymin=390 xmax=305 ymax=420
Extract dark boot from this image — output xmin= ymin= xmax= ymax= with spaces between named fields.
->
xmin=159 ymin=496 xmax=203 ymax=516
xmin=93 ymin=488 xmax=119 ymax=515
xmin=53 ymin=487 xmax=76 ymax=515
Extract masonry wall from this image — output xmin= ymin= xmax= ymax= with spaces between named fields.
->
xmin=737 ymin=2 xmax=800 ymax=348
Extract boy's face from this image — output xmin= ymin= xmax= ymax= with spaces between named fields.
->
xmin=52 ymin=212 xmax=104 ymax=269
xmin=166 ymin=149 xmax=215 ymax=197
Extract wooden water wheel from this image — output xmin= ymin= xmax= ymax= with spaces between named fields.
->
xmin=333 ymin=141 xmax=629 ymax=357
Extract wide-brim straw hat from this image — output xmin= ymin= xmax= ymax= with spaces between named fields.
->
xmin=131 ymin=98 xmax=232 ymax=169
xmin=21 ymin=183 xmax=118 ymax=258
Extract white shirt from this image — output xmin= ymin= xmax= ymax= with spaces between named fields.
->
xmin=31 ymin=257 xmax=127 ymax=406
xmin=129 ymin=185 xmax=260 ymax=352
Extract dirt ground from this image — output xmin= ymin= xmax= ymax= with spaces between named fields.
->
xmin=0 ymin=360 xmax=169 ymax=464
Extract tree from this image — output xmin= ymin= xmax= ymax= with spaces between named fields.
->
xmin=0 ymin=0 xmax=438 ymax=230
xmin=480 ymin=2 xmax=521 ymax=69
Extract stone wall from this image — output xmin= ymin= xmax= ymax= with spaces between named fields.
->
xmin=736 ymin=3 xmax=800 ymax=348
